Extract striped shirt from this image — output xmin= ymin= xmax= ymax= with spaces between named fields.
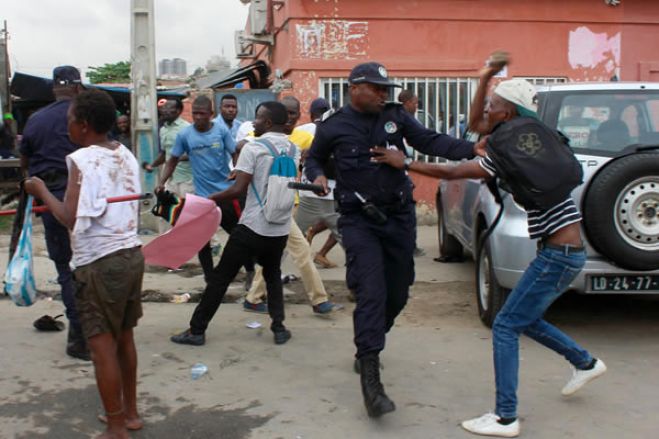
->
xmin=479 ymin=155 xmax=582 ymax=239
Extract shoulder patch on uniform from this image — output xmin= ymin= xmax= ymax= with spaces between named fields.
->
xmin=320 ymin=108 xmax=339 ymax=122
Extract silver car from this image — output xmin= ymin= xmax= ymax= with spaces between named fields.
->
xmin=437 ymin=82 xmax=659 ymax=326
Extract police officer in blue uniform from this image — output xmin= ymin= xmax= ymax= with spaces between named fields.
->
xmin=20 ymin=66 xmax=89 ymax=361
xmin=305 ymin=62 xmax=477 ymax=418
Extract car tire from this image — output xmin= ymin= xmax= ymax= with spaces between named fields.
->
xmin=436 ymin=192 xmax=463 ymax=258
xmin=475 ymin=232 xmax=510 ymax=328
xmin=582 ymin=152 xmax=659 ymax=271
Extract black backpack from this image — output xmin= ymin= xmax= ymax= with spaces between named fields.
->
xmin=485 ymin=117 xmax=583 ymax=210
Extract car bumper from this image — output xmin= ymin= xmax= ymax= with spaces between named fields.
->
xmin=494 ymin=253 xmax=659 ymax=294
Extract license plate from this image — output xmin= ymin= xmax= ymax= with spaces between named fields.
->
xmin=590 ymin=275 xmax=659 ymax=292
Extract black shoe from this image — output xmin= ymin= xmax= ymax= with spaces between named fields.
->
xmin=171 ymin=329 xmax=205 ymax=346
xmin=359 ymin=354 xmax=395 ymax=418
xmin=273 ymin=329 xmax=292 ymax=345
xmin=34 ymin=314 xmax=66 ymax=331
xmin=413 ymin=247 xmax=426 ymax=257
xmin=66 ymin=325 xmax=91 ymax=361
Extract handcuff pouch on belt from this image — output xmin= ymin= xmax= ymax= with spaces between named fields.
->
xmin=354 ymin=191 xmax=388 ymax=225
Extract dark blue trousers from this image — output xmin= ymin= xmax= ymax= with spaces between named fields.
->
xmin=40 ymin=188 xmax=80 ymax=332
xmin=340 ymin=204 xmax=416 ymax=358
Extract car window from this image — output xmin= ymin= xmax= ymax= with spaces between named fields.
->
xmin=646 ymin=100 xmax=659 ymax=131
xmin=554 ymin=91 xmax=659 ymax=154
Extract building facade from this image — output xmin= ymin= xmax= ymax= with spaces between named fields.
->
xmin=239 ymin=0 xmax=659 ymax=208
xmin=159 ymin=58 xmax=187 ymax=78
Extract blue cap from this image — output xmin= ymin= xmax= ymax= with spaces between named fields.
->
xmin=348 ymin=62 xmax=400 ymax=87
xmin=53 ymin=65 xmax=82 ymax=85
xmin=310 ymin=97 xmax=330 ymax=114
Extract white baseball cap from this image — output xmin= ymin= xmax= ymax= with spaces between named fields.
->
xmin=494 ymin=79 xmax=538 ymax=114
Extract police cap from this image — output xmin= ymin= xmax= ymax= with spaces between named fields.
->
xmin=53 ymin=65 xmax=83 ymax=86
xmin=348 ymin=62 xmax=401 ymax=88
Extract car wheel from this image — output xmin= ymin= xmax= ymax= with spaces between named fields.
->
xmin=436 ymin=192 xmax=463 ymax=258
xmin=475 ymin=233 xmax=510 ymax=328
xmin=582 ymin=152 xmax=659 ymax=271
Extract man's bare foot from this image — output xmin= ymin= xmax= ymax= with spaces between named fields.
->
xmin=314 ymin=253 xmax=337 ymax=269
xmin=95 ymin=429 xmax=129 ymax=439
xmin=98 ymin=413 xmax=144 ymax=430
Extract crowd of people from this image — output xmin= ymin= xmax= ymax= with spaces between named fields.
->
xmin=18 ymin=57 xmax=607 ymax=438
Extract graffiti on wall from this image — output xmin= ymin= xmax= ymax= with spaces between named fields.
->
xmin=296 ymin=20 xmax=368 ymax=59
xmin=568 ymin=26 xmax=621 ymax=81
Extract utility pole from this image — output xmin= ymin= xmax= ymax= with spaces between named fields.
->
xmin=130 ymin=0 xmax=158 ymax=231
xmin=0 ymin=21 xmax=10 ymax=115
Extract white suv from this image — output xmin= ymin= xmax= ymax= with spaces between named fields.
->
xmin=437 ymin=82 xmax=659 ymax=326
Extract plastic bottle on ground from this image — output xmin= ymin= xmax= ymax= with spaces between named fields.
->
xmin=170 ymin=293 xmax=191 ymax=304
xmin=190 ymin=363 xmax=208 ymax=380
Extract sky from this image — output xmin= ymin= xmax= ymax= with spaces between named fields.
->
xmin=2 ymin=0 xmax=249 ymax=79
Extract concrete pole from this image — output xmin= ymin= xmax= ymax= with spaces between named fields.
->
xmin=130 ymin=0 xmax=159 ymax=232
xmin=0 ymin=21 xmax=10 ymax=115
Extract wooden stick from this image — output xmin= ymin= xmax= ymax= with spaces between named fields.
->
xmin=0 ymin=193 xmax=152 ymax=216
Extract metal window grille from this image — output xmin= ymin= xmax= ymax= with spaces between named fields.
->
xmin=319 ymin=77 xmax=479 ymax=162
xmin=318 ymin=76 xmax=566 ymax=161
xmin=515 ymin=76 xmax=568 ymax=86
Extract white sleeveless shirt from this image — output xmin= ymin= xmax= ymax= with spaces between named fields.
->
xmin=66 ymin=144 xmax=142 ymax=268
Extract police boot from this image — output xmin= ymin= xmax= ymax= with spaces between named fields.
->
xmin=66 ymin=325 xmax=91 ymax=361
xmin=359 ymin=354 xmax=395 ymax=418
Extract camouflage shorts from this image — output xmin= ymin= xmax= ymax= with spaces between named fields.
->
xmin=74 ymin=247 xmax=144 ymax=339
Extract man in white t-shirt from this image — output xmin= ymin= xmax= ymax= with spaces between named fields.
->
xmin=293 ymin=97 xmax=343 ymax=268
xmin=171 ymin=101 xmax=299 ymax=346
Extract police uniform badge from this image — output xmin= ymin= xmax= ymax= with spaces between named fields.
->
xmin=379 ymin=66 xmax=388 ymax=78
xmin=384 ymin=121 xmax=398 ymax=134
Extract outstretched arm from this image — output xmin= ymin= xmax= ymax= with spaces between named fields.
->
xmin=208 ymin=171 xmax=252 ymax=203
xmin=401 ymin=110 xmax=476 ymax=160
xmin=370 ymin=147 xmax=491 ymax=181
xmin=469 ymin=52 xmax=508 ymax=134
xmin=155 ymin=155 xmax=180 ymax=193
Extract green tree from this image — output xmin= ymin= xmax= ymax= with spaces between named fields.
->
xmin=86 ymin=61 xmax=131 ymax=83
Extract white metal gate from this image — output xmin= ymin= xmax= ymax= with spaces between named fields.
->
xmin=320 ymin=77 xmax=478 ymax=161
xmin=319 ymin=76 xmax=566 ymax=161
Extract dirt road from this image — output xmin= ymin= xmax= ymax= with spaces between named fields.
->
xmin=1 ymin=226 xmax=658 ymax=438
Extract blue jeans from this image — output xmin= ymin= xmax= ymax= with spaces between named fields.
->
xmin=492 ymin=247 xmax=592 ymax=419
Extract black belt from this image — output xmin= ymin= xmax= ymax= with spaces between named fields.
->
xmin=537 ymin=241 xmax=585 ymax=255
xmin=338 ymin=201 xmax=410 ymax=214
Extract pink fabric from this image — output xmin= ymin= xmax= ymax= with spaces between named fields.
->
xmin=142 ymin=194 xmax=221 ymax=269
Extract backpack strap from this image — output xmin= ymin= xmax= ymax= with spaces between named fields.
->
xmin=253 ymin=138 xmax=278 ymax=158
xmin=286 ymin=141 xmax=297 ymax=158
xmin=248 ymin=139 xmax=275 ymax=207
xmin=250 ymin=182 xmax=264 ymax=207
xmin=249 ymin=137 xmax=289 ymax=208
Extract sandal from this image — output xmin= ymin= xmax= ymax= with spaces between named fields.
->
xmin=33 ymin=314 xmax=66 ymax=332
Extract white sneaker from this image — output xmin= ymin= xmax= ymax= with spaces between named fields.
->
xmin=562 ymin=358 xmax=607 ymax=396
xmin=461 ymin=413 xmax=520 ymax=437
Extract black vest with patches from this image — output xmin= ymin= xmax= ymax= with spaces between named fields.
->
xmin=485 ymin=117 xmax=583 ymax=210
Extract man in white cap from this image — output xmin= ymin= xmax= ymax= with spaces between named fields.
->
xmin=371 ymin=58 xmax=606 ymax=437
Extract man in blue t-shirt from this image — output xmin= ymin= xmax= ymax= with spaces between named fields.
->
xmin=213 ymin=94 xmax=242 ymax=141
xmin=156 ymin=95 xmax=254 ymax=282
xmin=19 ymin=65 xmax=89 ymax=361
